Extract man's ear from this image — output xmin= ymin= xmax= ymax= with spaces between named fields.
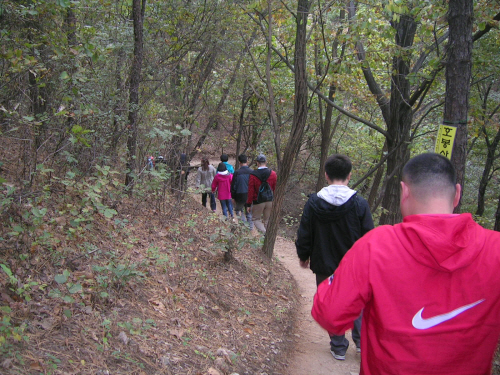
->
xmin=453 ymin=184 xmax=462 ymax=208
xmin=324 ymin=172 xmax=331 ymax=184
xmin=400 ymin=181 xmax=410 ymax=202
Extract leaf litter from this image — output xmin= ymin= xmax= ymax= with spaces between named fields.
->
xmin=0 ymin=192 xmax=299 ymax=374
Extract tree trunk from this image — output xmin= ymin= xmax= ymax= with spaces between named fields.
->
xmin=265 ymin=0 xmax=282 ymax=171
xmin=378 ymin=15 xmax=417 ymax=225
xmin=445 ymin=0 xmax=473 ymax=213
xmin=262 ymin=0 xmax=310 ymax=259
xmin=125 ymin=0 xmax=146 ymax=189
xmin=235 ymin=81 xmax=252 ymax=169
xmin=189 ymin=45 xmax=247 ymax=160
xmin=494 ymin=193 xmax=500 ymax=232
xmin=315 ymin=85 xmax=335 ymax=192
xmin=367 ymin=141 xmax=388 ymax=210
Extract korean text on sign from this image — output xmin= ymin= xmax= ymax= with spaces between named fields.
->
xmin=434 ymin=125 xmax=457 ymax=160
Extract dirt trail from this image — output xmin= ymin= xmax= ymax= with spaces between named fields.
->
xmin=274 ymin=236 xmax=360 ymax=375
xmin=186 ymin=160 xmax=360 ymax=373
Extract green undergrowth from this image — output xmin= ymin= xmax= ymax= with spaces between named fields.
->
xmin=0 ymin=165 xmax=298 ymax=374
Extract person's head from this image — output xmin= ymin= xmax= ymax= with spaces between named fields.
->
xmin=220 ymin=154 xmax=229 ymax=162
xmin=255 ymin=154 xmax=266 ymax=165
xmin=217 ymin=162 xmax=227 ymax=172
xmin=201 ymin=157 xmax=209 ymax=171
xmin=400 ymin=153 xmax=461 ymax=217
xmin=238 ymin=154 xmax=248 ymax=164
xmin=324 ymin=155 xmax=352 ymax=184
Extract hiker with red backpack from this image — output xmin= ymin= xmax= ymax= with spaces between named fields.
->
xmin=246 ymin=154 xmax=277 ymax=233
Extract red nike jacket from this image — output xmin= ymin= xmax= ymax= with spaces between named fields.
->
xmin=312 ymin=213 xmax=500 ymax=375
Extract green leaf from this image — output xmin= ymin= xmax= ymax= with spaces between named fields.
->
xmin=68 ymin=283 xmax=82 ymax=294
xmin=103 ymin=209 xmax=117 ymax=218
xmin=12 ymin=225 xmax=24 ymax=233
xmin=32 ymin=207 xmax=47 ymax=218
xmin=62 ymin=295 xmax=74 ymax=303
xmin=63 ymin=309 xmax=72 ymax=318
xmin=55 ymin=274 xmax=68 ymax=284
xmin=0 ymin=306 xmax=12 ymax=314
xmin=57 ymin=0 xmax=71 ymax=7
xmin=60 ymin=71 xmax=70 ymax=80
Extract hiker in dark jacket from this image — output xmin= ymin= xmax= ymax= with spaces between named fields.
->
xmin=296 ymin=154 xmax=374 ymax=360
xmin=231 ymin=154 xmax=253 ymax=229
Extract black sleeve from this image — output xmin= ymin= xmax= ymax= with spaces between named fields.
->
xmin=358 ymin=197 xmax=374 ymax=236
xmin=230 ymin=170 xmax=239 ymax=198
xmin=295 ymin=199 xmax=313 ymax=262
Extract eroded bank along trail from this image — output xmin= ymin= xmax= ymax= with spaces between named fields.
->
xmin=274 ymin=236 xmax=361 ymax=375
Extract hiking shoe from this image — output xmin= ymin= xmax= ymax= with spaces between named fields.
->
xmin=330 ymin=350 xmax=345 ymax=361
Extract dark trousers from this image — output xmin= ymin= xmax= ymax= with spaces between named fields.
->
xmin=202 ymin=192 xmax=216 ymax=211
xmin=316 ymin=273 xmax=362 ymax=354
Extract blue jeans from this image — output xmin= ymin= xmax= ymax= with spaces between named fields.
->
xmin=202 ymin=193 xmax=216 ymax=211
xmin=219 ymin=199 xmax=233 ymax=218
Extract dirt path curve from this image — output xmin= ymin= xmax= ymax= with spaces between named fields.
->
xmin=274 ymin=236 xmax=360 ymax=375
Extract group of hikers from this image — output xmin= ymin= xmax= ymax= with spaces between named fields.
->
xmin=194 ymin=153 xmax=276 ymax=233
xmin=152 ymin=150 xmax=500 ymax=374
xmin=295 ymin=153 xmax=500 ymax=375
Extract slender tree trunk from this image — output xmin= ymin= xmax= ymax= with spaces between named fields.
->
xmin=367 ymin=141 xmax=388 ymax=210
xmin=316 ymin=85 xmax=335 ymax=192
xmin=189 ymin=47 xmax=246 ymax=160
xmin=445 ymin=0 xmax=473 ymax=213
xmin=262 ymin=0 xmax=310 ymax=259
xmin=494 ymin=194 xmax=500 ymax=232
xmin=476 ymin=126 xmax=500 ymax=216
xmin=111 ymin=47 xmax=125 ymax=153
xmin=265 ymin=0 xmax=282 ymax=170
xmin=235 ymin=81 xmax=251 ymax=169
xmin=378 ymin=15 xmax=417 ymax=225
xmin=125 ymin=0 xmax=145 ymax=189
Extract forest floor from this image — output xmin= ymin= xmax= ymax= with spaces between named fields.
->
xmin=0 ymin=153 xmax=498 ymax=375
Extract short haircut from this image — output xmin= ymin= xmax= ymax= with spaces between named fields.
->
xmin=238 ymin=154 xmax=247 ymax=163
xmin=325 ymin=154 xmax=352 ymax=181
xmin=220 ymin=154 xmax=229 ymax=162
xmin=402 ymin=153 xmax=456 ymax=201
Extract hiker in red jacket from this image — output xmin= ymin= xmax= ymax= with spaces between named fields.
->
xmin=246 ymin=154 xmax=277 ymax=233
xmin=312 ymin=153 xmax=500 ymax=374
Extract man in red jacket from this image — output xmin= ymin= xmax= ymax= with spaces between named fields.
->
xmin=312 ymin=153 xmax=500 ymax=374
xmin=246 ymin=154 xmax=277 ymax=233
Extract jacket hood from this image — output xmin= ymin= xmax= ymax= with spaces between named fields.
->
xmin=309 ymin=188 xmax=357 ymax=221
xmin=218 ymin=170 xmax=229 ymax=175
xmin=317 ymin=185 xmax=356 ymax=206
xmin=395 ymin=213 xmax=486 ymax=272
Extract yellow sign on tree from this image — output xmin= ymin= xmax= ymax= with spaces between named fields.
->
xmin=434 ymin=124 xmax=457 ymax=160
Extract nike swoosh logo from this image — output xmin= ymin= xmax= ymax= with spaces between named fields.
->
xmin=412 ymin=299 xmax=485 ymax=330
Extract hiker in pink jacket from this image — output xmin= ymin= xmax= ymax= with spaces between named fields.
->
xmin=212 ymin=163 xmax=234 ymax=219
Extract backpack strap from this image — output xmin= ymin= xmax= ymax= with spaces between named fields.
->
xmin=252 ymin=168 xmax=272 ymax=182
